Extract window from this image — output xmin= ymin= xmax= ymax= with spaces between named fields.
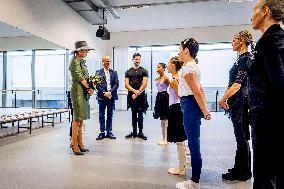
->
xmin=114 ymin=43 xmax=236 ymax=111
xmin=7 ymin=51 xmax=32 ymax=89
xmin=35 ymin=50 xmax=66 ymax=108
xmin=7 ymin=51 xmax=32 ymax=107
xmin=0 ymin=52 xmax=3 ymax=107
xmin=35 ymin=50 xmax=65 ymax=88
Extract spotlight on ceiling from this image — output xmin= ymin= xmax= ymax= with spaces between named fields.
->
xmin=96 ymin=26 xmax=110 ymax=40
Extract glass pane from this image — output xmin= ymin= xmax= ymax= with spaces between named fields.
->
xmin=113 ymin=47 xmax=130 ymax=111
xmin=7 ymin=51 xmax=32 ymax=107
xmin=35 ymin=50 xmax=66 ymax=108
xmin=198 ymin=47 xmax=237 ymax=111
xmin=114 ymin=43 xmax=236 ymax=112
xmin=85 ymin=54 xmax=101 ymax=110
xmin=0 ymin=52 xmax=3 ymax=107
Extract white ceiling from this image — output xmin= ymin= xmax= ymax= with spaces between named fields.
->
xmin=0 ymin=21 xmax=33 ymax=38
xmin=93 ymin=0 xmax=255 ymax=32
xmin=0 ymin=0 xmax=255 ymax=38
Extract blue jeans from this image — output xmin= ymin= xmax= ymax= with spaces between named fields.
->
xmin=98 ymin=99 xmax=114 ymax=132
xmin=180 ymin=95 xmax=203 ymax=183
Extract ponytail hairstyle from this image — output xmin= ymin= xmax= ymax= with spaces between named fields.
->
xmin=169 ymin=56 xmax=184 ymax=71
xmin=234 ymin=30 xmax=255 ymax=54
xmin=73 ymin=50 xmax=79 ymax=58
xmin=195 ymin=58 xmax=199 ymax=64
xmin=260 ymin=0 xmax=284 ymax=25
xmin=181 ymin=38 xmax=199 ymax=62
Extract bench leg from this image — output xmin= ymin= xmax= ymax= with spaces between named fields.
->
xmin=52 ymin=114 xmax=55 ymax=127
xmin=29 ymin=118 xmax=32 ymax=134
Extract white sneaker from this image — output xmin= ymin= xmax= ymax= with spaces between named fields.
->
xmin=157 ymin=139 xmax=168 ymax=146
xmin=176 ymin=180 xmax=200 ymax=189
xmin=168 ymin=167 xmax=186 ymax=176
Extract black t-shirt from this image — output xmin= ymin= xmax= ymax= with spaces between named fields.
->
xmin=125 ymin=66 xmax=148 ymax=90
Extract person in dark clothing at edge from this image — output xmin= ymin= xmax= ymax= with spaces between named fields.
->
xmin=219 ymin=30 xmax=254 ymax=182
xmin=250 ymin=0 xmax=284 ymax=188
xmin=124 ymin=53 xmax=149 ymax=140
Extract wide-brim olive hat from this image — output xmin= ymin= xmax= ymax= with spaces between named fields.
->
xmin=72 ymin=41 xmax=95 ymax=53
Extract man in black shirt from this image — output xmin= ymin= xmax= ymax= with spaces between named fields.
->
xmin=250 ymin=0 xmax=284 ymax=188
xmin=125 ymin=53 xmax=149 ymax=140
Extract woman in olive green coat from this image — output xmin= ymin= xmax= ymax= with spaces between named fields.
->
xmin=69 ymin=41 xmax=94 ymax=155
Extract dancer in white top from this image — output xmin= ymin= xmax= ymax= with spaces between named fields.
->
xmin=176 ymin=38 xmax=211 ymax=189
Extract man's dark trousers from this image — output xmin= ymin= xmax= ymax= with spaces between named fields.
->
xmin=99 ymin=98 xmax=115 ymax=132
xmin=131 ymin=106 xmax=143 ymax=134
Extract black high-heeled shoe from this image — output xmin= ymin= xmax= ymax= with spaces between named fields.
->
xmin=79 ymin=145 xmax=89 ymax=152
xmin=73 ymin=151 xmax=84 ymax=155
xmin=71 ymin=146 xmax=84 ymax=155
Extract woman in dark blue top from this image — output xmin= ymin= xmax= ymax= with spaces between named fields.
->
xmin=219 ymin=30 xmax=254 ymax=182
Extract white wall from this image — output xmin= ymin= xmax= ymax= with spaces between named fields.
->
xmin=0 ymin=0 xmax=106 ymax=60
xmin=106 ymin=25 xmax=262 ymax=56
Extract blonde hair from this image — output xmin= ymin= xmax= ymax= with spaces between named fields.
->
xmin=234 ymin=30 xmax=253 ymax=43
xmin=234 ymin=30 xmax=255 ymax=52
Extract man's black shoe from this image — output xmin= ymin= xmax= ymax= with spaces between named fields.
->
xmin=96 ymin=132 xmax=105 ymax=140
xmin=125 ymin=132 xmax=137 ymax=138
xmin=222 ymin=171 xmax=252 ymax=182
xmin=106 ymin=131 xmax=116 ymax=139
xmin=138 ymin=132 xmax=147 ymax=140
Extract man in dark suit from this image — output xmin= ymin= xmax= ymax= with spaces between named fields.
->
xmin=96 ymin=56 xmax=119 ymax=140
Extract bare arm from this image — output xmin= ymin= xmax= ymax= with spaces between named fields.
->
xmin=124 ymin=78 xmax=135 ymax=93
xmin=200 ymin=85 xmax=206 ymax=100
xmin=170 ymin=79 xmax=179 ymax=98
xmin=219 ymin=83 xmax=241 ymax=109
xmin=81 ymin=79 xmax=89 ymax=89
xmin=220 ymin=83 xmax=241 ymax=102
xmin=138 ymin=77 xmax=148 ymax=95
xmin=185 ymin=73 xmax=210 ymax=118
xmin=163 ymin=76 xmax=171 ymax=86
